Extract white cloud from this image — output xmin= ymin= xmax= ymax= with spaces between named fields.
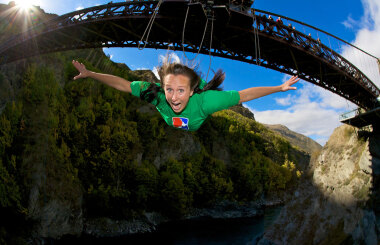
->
xmin=248 ymin=80 xmax=356 ymax=146
xmin=275 ymin=94 xmax=292 ymax=106
xmin=251 ymin=0 xmax=380 ymax=146
xmin=300 ymin=82 xmax=355 ymax=110
xmin=342 ymin=15 xmax=359 ymax=30
xmin=153 ymin=52 xmax=182 ymax=80
xmin=252 ymin=107 xmax=341 ymax=146
xmin=158 ymin=52 xmax=181 ymax=64
xmin=341 ymin=0 xmax=380 ymax=88
xmin=75 ymin=6 xmax=83 ymax=11
xmin=152 ymin=66 xmax=160 ymax=80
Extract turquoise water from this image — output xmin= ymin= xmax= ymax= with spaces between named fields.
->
xmin=57 ymin=206 xmax=282 ymax=245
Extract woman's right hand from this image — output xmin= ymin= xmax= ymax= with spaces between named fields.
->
xmin=72 ymin=60 xmax=90 ymax=80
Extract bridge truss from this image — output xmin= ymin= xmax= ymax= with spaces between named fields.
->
xmin=0 ymin=0 xmax=379 ymax=110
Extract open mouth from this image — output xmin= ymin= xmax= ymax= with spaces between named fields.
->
xmin=171 ymin=102 xmax=181 ymax=111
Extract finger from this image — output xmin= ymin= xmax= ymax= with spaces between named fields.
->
xmin=74 ymin=74 xmax=85 ymax=80
xmin=72 ymin=60 xmax=82 ymax=68
xmin=289 ymin=77 xmax=300 ymax=85
xmin=283 ymin=86 xmax=297 ymax=91
xmin=72 ymin=61 xmax=80 ymax=69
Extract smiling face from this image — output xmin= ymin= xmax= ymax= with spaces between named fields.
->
xmin=163 ymin=74 xmax=194 ymax=113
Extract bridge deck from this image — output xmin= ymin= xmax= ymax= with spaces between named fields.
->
xmin=0 ymin=0 xmax=379 ymax=110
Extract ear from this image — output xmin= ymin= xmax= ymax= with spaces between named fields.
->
xmin=190 ymin=90 xmax=194 ymax=96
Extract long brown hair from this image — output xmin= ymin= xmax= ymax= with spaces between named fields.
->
xmin=140 ymin=58 xmax=225 ymax=104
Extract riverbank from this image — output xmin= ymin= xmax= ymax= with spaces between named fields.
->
xmin=81 ymin=199 xmax=284 ymax=238
xmin=52 ymin=205 xmax=283 ymax=245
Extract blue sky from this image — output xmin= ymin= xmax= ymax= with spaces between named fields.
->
xmin=2 ymin=0 xmax=380 ymax=145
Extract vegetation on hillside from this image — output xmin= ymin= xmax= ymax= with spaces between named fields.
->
xmin=0 ymin=47 xmax=306 ymax=242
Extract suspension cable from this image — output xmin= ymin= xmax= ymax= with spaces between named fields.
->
xmin=205 ymin=11 xmax=215 ymax=82
xmin=138 ymin=0 xmax=163 ymax=50
xmin=182 ymin=4 xmax=209 ymax=61
xmin=252 ymin=9 xmax=261 ymax=66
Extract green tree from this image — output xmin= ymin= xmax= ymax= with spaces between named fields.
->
xmin=159 ymin=170 xmax=188 ymax=218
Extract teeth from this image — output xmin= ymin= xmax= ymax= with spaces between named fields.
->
xmin=172 ymin=103 xmax=180 ymax=111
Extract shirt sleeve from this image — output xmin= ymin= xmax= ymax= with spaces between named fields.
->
xmin=130 ymin=81 xmax=163 ymax=106
xmin=201 ymin=90 xmax=241 ymax=116
xmin=130 ymin=81 xmax=151 ymax=97
xmin=199 ymin=79 xmax=207 ymax=89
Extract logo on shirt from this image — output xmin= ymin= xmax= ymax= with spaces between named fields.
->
xmin=172 ymin=117 xmax=189 ymax=130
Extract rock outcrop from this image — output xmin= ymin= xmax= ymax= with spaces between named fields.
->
xmin=257 ymin=124 xmax=380 ymax=244
xmin=229 ymin=104 xmax=256 ymax=121
xmin=130 ymin=70 xmax=159 ymax=83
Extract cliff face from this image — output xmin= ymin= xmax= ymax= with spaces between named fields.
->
xmin=259 ymin=124 xmax=380 ymax=244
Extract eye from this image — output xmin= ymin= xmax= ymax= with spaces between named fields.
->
xmin=166 ymin=88 xmax=173 ymax=92
xmin=179 ymin=89 xmax=184 ymax=93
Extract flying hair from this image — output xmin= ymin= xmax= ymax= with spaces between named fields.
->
xmin=140 ymin=52 xmax=225 ymax=104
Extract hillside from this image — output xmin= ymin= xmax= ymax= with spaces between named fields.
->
xmin=0 ymin=52 xmax=310 ymax=241
xmin=0 ymin=20 xmax=311 ymax=245
xmin=0 ymin=2 xmax=57 ymax=42
xmin=258 ymin=125 xmax=380 ymax=244
xmin=264 ymin=124 xmax=322 ymax=155
xmin=0 ymin=3 xmax=316 ymax=243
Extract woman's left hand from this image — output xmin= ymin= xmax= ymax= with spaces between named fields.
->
xmin=280 ymin=76 xmax=300 ymax=91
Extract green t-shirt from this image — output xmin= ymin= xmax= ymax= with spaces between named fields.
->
xmin=130 ymin=81 xmax=240 ymax=131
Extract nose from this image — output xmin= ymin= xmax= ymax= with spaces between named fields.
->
xmin=171 ymin=91 xmax=178 ymax=101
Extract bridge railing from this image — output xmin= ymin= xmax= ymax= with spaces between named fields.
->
xmin=2 ymin=1 xmax=379 ymax=75
xmin=250 ymin=8 xmax=380 ymax=91
xmin=339 ymin=108 xmax=363 ymax=121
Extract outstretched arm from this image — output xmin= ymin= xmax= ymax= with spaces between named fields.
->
xmin=238 ymin=76 xmax=300 ymax=103
xmin=72 ymin=60 xmax=132 ymax=93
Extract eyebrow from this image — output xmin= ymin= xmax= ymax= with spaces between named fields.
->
xmin=165 ymin=86 xmax=186 ymax=88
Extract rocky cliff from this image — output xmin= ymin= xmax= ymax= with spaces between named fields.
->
xmin=257 ymin=124 xmax=380 ymax=244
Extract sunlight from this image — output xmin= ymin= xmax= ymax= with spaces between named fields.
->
xmin=14 ymin=0 xmax=41 ymax=10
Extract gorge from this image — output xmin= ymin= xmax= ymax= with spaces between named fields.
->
xmin=0 ymin=2 xmax=379 ymax=244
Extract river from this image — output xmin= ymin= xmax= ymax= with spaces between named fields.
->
xmin=56 ymin=206 xmax=282 ymax=245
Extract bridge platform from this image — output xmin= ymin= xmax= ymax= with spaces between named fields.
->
xmin=340 ymin=106 xmax=380 ymax=128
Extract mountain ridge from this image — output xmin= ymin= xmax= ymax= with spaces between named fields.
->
xmin=264 ymin=123 xmax=322 ymax=155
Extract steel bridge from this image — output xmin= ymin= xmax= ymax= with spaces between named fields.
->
xmin=0 ymin=0 xmax=379 ymax=110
